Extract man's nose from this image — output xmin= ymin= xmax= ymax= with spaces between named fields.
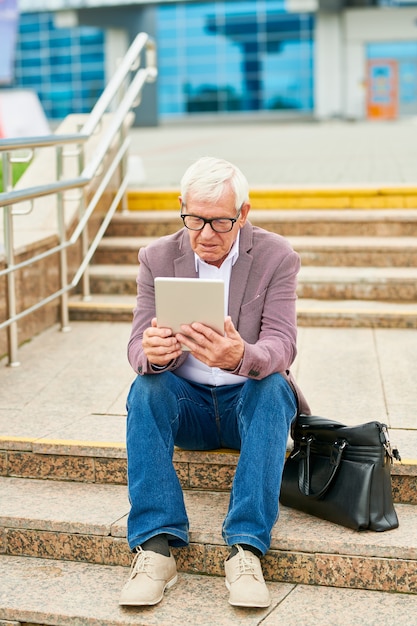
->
xmin=199 ymin=222 xmax=216 ymax=237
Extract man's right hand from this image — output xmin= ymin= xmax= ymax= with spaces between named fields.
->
xmin=142 ymin=318 xmax=183 ymax=367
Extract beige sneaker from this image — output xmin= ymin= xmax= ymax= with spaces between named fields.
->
xmin=224 ymin=545 xmax=271 ymax=608
xmin=119 ymin=547 xmax=178 ymax=606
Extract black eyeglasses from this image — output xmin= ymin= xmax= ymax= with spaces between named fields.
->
xmin=180 ymin=207 xmax=241 ymax=233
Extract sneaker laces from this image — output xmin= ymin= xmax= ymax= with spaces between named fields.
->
xmin=236 ymin=549 xmax=257 ymax=576
xmin=130 ymin=547 xmax=152 ymax=578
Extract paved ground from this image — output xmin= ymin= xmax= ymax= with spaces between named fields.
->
xmin=128 ymin=117 xmax=417 ymax=188
xmin=0 ymin=321 xmax=415 ymax=461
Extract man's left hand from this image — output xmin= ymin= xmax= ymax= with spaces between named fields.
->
xmin=176 ymin=316 xmax=244 ymax=370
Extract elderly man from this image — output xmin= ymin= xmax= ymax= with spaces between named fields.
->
xmin=120 ymin=156 xmax=309 ymax=608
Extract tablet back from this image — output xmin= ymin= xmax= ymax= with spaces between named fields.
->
xmin=154 ymin=277 xmax=225 ymax=337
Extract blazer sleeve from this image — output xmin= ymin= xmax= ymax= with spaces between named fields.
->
xmin=238 ymin=252 xmax=299 ymax=379
xmin=127 ymin=236 xmax=189 ymax=375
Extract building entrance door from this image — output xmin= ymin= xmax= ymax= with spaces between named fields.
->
xmin=366 ymin=42 xmax=417 ymax=119
xmin=366 ymin=59 xmax=398 ymax=120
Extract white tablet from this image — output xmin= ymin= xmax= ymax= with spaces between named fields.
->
xmin=155 ymin=277 xmax=225 ymax=347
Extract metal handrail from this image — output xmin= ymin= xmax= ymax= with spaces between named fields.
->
xmin=0 ymin=32 xmax=157 ymax=366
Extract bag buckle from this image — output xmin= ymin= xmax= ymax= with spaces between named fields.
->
xmin=380 ymin=425 xmax=401 ymax=463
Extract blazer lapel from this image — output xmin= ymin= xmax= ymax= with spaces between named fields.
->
xmin=229 ymin=223 xmax=254 ymax=326
xmin=173 ymin=230 xmax=198 ymax=277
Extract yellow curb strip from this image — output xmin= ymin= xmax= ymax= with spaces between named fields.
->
xmin=0 ymin=436 xmax=125 ymax=449
xmin=0 ymin=436 xmax=35 ymax=444
xmin=33 ymin=438 xmax=126 ymax=449
xmin=127 ymin=188 xmax=417 ymax=210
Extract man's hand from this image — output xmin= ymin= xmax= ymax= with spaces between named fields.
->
xmin=142 ymin=318 xmax=183 ymax=367
xmin=176 ymin=316 xmax=244 ymax=370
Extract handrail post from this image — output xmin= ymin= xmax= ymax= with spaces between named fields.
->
xmin=77 ymin=135 xmax=91 ymax=301
xmin=119 ymin=116 xmax=129 ymax=213
xmin=2 ymin=152 xmax=20 ymax=366
xmin=56 ymin=146 xmax=70 ymax=332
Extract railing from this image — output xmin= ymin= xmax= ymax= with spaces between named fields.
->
xmin=0 ymin=32 xmax=157 ymax=366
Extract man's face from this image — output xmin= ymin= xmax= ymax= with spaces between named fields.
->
xmin=180 ymin=186 xmax=250 ymax=268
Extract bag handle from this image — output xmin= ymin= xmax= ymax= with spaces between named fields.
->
xmin=294 ymin=435 xmax=348 ymax=499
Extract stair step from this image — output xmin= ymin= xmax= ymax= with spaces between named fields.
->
xmin=297 ymin=298 xmax=417 ymax=328
xmin=86 ymin=264 xmax=417 ymax=302
xmin=68 ymin=294 xmax=417 ymax=328
xmin=107 ymin=209 xmax=417 ymax=238
xmin=94 ymin=235 xmax=417 ymax=267
xmin=1 ymin=476 xmax=417 ymax=595
xmin=298 ymin=266 xmax=417 ymax=301
xmin=89 ymin=264 xmax=137 ymax=295
xmin=94 ymin=236 xmax=153 ymax=264
xmin=1 ymin=433 xmax=416 ymax=504
xmin=3 ymin=555 xmax=417 ymax=626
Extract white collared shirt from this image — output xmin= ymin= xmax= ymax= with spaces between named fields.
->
xmin=174 ymin=232 xmax=246 ymax=386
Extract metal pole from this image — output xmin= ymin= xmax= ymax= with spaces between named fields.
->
xmin=56 ymin=146 xmax=70 ymax=332
xmin=76 ymin=134 xmax=91 ymax=301
xmin=2 ymin=152 xmax=20 ymax=366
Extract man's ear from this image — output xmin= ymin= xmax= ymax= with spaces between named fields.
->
xmin=239 ymin=202 xmax=251 ymax=227
xmin=178 ymin=196 xmax=182 ymax=208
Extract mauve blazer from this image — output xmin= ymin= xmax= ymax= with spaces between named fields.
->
xmin=128 ymin=221 xmax=310 ymax=416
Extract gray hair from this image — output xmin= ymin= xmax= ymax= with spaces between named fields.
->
xmin=180 ymin=156 xmax=249 ymax=210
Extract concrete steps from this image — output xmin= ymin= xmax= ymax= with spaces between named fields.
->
xmin=1 ymin=319 xmax=417 ymax=624
xmin=1 ymin=473 xmax=417 ymax=590
xmin=68 ymin=294 xmax=417 ymax=328
xmin=69 ymin=208 xmax=417 ymax=328
xmin=85 ymin=264 xmax=417 ymax=301
xmin=3 ymin=556 xmax=417 ymax=626
xmin=94 ymin=235 xmax=417 ymax=268
xmin=1 ymin=436 xmax=417 ymax=625
xmin=106 ymin=209 xmax=417 ymax=237
xmin=1 ymin=433 xmax=416 ymax=501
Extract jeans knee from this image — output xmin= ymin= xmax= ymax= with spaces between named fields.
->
xmin=239 ymin=373 xmax=297 ymax=426
xmin=127 ymin=374 xmax=166 ymax=412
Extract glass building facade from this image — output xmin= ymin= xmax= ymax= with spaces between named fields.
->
xmin=13 ymin=12 xmax=105 ymax=119
xmin=11 ymin=1 xmax=315 ymax=121
xmin=157 ymin=0 xmax=315 ymax=117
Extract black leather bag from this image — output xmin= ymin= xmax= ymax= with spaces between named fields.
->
xmin=280 ymin=414 xmax=401 ymax=531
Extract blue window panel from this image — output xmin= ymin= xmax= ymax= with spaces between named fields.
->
xmin=80 ymin=51 xmax=105 ymax=64
xmin=20 ymin=74 xmax=41 ymax=86
xmin=49 ymin=35 xmax=73 ymax=48
xmin=79 ymin=30 xmax=104 ymax=45
xmin=19 ymin=21 xmax=41 ymax=35
xmin=51 ymin=54 xmax=72 ymax=66
xmin=19 ymin=57 xmax=43 ymax=69
xmin=81 ymin=69 xmax=105 ymax=82
xmin=20 ymin=39 xmax=42 ymax=51
xmin=50 ymin=71 xmax=73 ymax=83
xmin=399 ymin=61 xmax=417 ymax=104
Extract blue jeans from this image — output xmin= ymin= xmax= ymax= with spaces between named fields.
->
xmin=126 ymin=371 xmax=297 ymax=555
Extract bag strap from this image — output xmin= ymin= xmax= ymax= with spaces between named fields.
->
xmin=295 ymin=435 xmax=348 ymax=499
